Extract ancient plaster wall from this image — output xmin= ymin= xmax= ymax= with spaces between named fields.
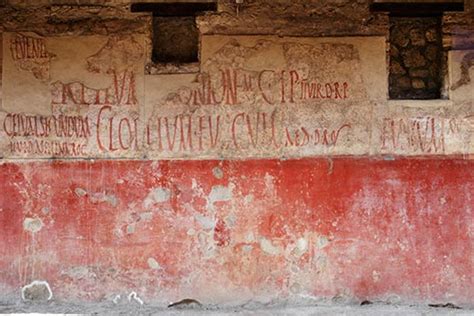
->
xmin=0 ymin=33 xmax=472 ymax=159
xmin=1 ymin=159 xmax=472 ymax=306
xmin=0 ymin=0 xmax=473 ymax=307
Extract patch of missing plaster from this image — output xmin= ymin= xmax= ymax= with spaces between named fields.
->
xmin=245 ymin=232 xmax=255 ymax=242
xmin=264 ymin=173 xmax=276 ymax=196
xmin=260 ymin=238 xmax=282 ymax=256
xmin=212 ymin=167 xmax=224 ymax=179
xmin=244 ymin=194 xmax=254 ymax=205
xmin=74 ymin=188 xmax=87 ymax=197
xmin=197 ymin=231 xmax=216 ymax=258
xmin=243 ymin=245 xmax=253 ymax=252
xmin=225 ymin=214 xmax=237 ymax=228
xmin=315 ymin=254 xmax=328 ymax=270
xmin=23 ymin=217 xmax=43 ymax=233
xmin=209 ymin=184 xmax=233 ymax=205
xmin=440 ymin=197 xmax=447 ymax=205
xmin=127 ymin=224 xmax=136 ymax=234
xmin=295 ymin=238 xmax=308 ymax=256
xmin=140 ymin=211 xmax=153 ymax=221
xmin=194 ymin=214 xmax=216 ymax=230
xmin=290 ymin=283 xmax=302 ymax=294
xmin=86 ymin=35 xmax=144 ymax=75
xmin=452 ymin=52 xmax=474 ymax=90
xmin=147 ymin=257 xmax=162 ymax=270
xmin=143 ymin=187 xmax=171 ymax=209
xmin=90 ymin=192 xmax=118 ymax=207
xmin=317 ymin=236 xmax=330 ymax=249
xmin=372 ymin=270 xmax=381 ymax=283
xmin=21 ymin=280 xmax=53 ymax=301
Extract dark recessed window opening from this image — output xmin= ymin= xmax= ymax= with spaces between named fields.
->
xmin=389 ymin=16 xmax=443 ymax=100
xmin=152 ymin=16 xmax=199 ymax=64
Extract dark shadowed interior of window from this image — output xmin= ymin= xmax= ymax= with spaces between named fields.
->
xmin=152 ymin=16 xmax=199 ymax=64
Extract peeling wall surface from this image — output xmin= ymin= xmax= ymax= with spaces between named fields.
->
xmin=0 ymin=0 xmax=473 ymax=307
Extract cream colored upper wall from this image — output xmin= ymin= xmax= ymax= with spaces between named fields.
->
xmin=0 ymin=32 xmax=472 ymax=159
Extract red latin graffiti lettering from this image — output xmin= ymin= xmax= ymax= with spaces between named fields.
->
xmin=280 ymin=70 xmax=286 ymax=103
xmin=11 ymin=35 xmax=49 ymax=61
xmin=283 ymin=70 xmax=349 ymax=102
xmin=381 ymin=117 xmax=451 ymax=153
xmin=51 ymin=70 xmax=137 ymax=106
xmin=96 ymin=106 xmax=138 ymax=153
xmin=287 ymin=123 xmax=351 ymax=148
xmin=258 ymin=70 xmax=275 ymax=105
xmin=221 ymin=69 xmax=238 ymax=105
xmin=231 ymin=111 xmax=280 ymax=150
xmin=286 ymin=127 xmax=310 ymax=147
xmin=315 ymin=124 xmax=351 ymax=146
xmin=163 ymin=68 xmax=351 ymax=108
xmin=9 ymin=139 xmax=86 ymax=157
xmin=242 ymin=73 xmax=253 ymax=92
xmin=118 ymin=118 xmax=132 ymax=150
xmin=146 ymin=114 xmax=220 ymax=153
xmin=3 ymin=113 xmax=89 ymax=139
xmin=289 ymin=70 xmax=299 ymax=103
xmin=96 ymin=105 xmax=111 ymax=152
xmin=232 ymin=113 xmax=246 ymax=149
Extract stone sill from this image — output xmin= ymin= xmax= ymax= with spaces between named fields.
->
xmin=145 ymin=62 xmax=200 ymax=75
xmin=387 ymin=99 xmax=454 ymax=108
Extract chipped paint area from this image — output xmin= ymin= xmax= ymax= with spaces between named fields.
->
xmin=195 ymin=214 xmax=216 ymax=230
xmin=147 ymin=258 xmax=162 ymax=270
xmin=23 ymin=217 xmax=43 ymax=233
xmin=0 ymin=158 xmax=472 ymax=305
xmin=143 ymin=187 xmax=171 ymax=208
xmin=89 ymin=192 xmax=119 ymax=207
xmin=209 ymin=185 xmax=233 ymax=203
xmin=259 ymin=238 xmax=282 ymax=256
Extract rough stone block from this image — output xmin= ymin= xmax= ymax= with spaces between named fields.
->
xmin=21 ymin=281 xmax=53 ymax=301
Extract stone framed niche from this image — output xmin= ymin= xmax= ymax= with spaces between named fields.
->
xmin=131 ymin=0 xmax=218 ymax=74
xmin=389 ymin=16 xmax=443 ymax=99
xmin=371 ymin=0 xmax=465 ymax=100
xmin=152 ymin=15 xmax=199 ymax=64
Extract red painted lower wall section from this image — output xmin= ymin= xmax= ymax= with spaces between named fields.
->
xmin=0 ymin=158 xmax=472 ymax=305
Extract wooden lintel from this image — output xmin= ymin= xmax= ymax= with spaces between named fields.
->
xmin=370 ymin=0 xmax=464 ymax=15
xmin=131 ymin=1 xmax=217 ymax=16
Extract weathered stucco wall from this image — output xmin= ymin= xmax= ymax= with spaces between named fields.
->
xmin=1 ymin=159 xmax=473 ymax=305
xmin=0 ymin=0 xmax=473 ymax=307
xmin=1 ymin=33 xmax=473 ymax=159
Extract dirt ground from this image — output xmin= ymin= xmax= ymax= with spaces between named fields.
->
xmin=1 ymin=299 xmax=473 ymax=315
